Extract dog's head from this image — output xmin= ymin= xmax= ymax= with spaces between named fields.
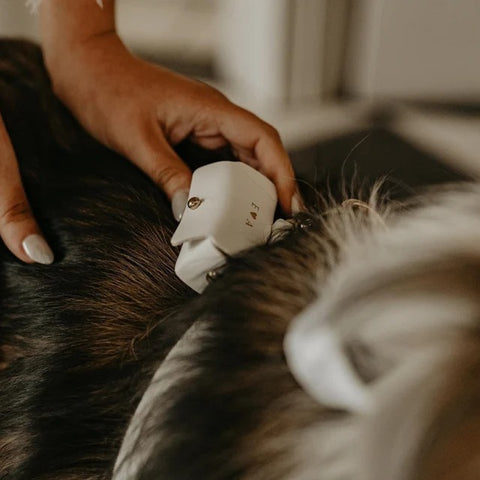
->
xmin=113 ymin=183 xmax=480 ymax=480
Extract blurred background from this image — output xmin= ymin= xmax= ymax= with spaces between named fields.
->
xmin=1 ymin=0 xmax=479 ymax=196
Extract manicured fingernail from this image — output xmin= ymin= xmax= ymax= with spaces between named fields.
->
xmin=22 ymin=234 xmax=54 ymax=265
xmin=291 ymin=192 xmax=303 ymax=214
xmin=171 ymin=189 xmax=189 ymax=222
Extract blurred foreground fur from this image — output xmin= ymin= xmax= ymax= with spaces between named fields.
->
xmin=1 ymin=40 xmax=480 ymax=480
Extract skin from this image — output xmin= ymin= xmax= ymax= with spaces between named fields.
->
xmin=0 ymin=113 xmax=38 ymax=263
xmin=0 ymin=0 xmax=298 ymax=264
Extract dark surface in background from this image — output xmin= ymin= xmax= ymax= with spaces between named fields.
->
xmin=177 ymin=122 xmax=472 ymax=210
xmin=289 ymin=126 xmax=470 ymax=205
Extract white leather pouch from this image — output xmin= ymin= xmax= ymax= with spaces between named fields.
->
xmin=171 ymin=161 xmax=277 ymax=292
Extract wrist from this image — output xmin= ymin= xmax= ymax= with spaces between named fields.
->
xmin=46 ymin=32 xmax=134 ymax=114
xmin=39 ymin=0 xmax=119 ymax=95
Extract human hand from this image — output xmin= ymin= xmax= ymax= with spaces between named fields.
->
xmin=0 ymin=113 xmax=54 ymax=264
xmin=46 ymin=33 xmax=301 ymax=220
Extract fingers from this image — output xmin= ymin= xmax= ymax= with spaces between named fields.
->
xmin=190 ymin=133 xmax=228 ymax=151
xmin=216 ymin=105 xmax=301 ymax=214
xmin=0 ymin=114 xmax=54 ymax=264
xmin=128 ymin=119 xmax=192 ymax=221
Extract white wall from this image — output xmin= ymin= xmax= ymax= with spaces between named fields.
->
xmin=0 ymin=0 xmax=39 ymax=38
xmin=216 ymin=0 xmax=291 ymax=107
xmin=346 ymin=0 xmax=480 ymax=101
xmin=117 ymin=0 xmax=218 ymax=63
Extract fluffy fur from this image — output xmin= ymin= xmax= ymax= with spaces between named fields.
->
xmin=1 ymin=40 xmax=480 ymax=480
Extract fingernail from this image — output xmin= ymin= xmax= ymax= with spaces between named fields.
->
xmin=171 ymin=189 xmax=189 ymax=222
xmin=22 ymin=234 xmax=54 ymax=265
xmin=291 ymin=191 xmax=303 ymax=214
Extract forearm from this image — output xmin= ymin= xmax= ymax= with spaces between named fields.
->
xmin=38 ymin=0 xmax=138 ymax=137
xmin=40 ymin=0 xmax=116 ymax=55
xmin=39 ymin=0 xmax=128 ymax=90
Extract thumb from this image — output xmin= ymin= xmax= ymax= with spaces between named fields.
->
xmin=129 ymin=121 xmax=192 ymax=221
xmin=0 ymin=115 xmax=54 ymax=264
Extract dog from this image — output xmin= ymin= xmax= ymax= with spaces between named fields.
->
xmin=1 ymin=39 xmax=480 ymax=480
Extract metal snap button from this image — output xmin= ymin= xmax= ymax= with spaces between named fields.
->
xmin=187 ymin=197 xmax=203 ymax=210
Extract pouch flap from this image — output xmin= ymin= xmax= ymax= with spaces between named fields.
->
xmin=171 ymin=161 xmax=277 ymax=255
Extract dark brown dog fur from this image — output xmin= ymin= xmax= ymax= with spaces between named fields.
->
xmin=3 ymin=39 xmax=480 ymax=480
